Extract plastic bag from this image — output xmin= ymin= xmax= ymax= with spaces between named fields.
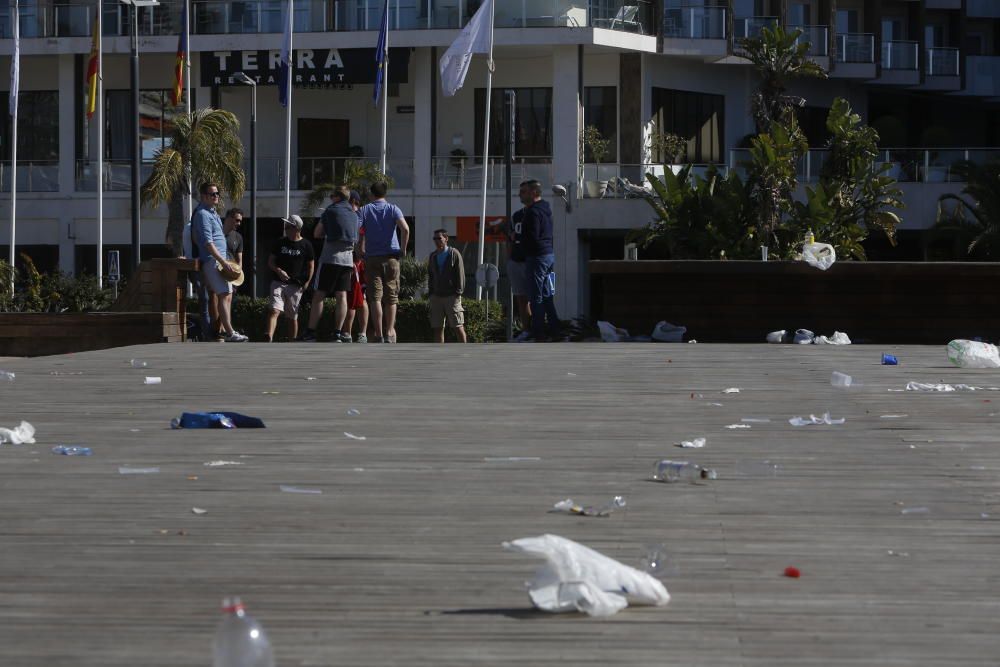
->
xmin=947 ymin=340 xmax=1000 ymax=369
xmin=802 ymin=242 xmax=836 ymax=271
xmin=651 ymin=321 xmax=686 ymax=343
xmin=597 ymin=321 xmax=628 ymax=343
xmin=0 ymin=420 xmax=36 ymax=445
xmin=815 ymin=331 xmax=852 ymax=345
xmin=502 ymin=534 xmax=670 ymax=617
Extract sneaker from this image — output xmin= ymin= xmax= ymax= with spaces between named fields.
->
xmin=356 ymin=334 xmax=368 ymax=344
xmin=339 ymin=332 xmax=354 ymax=343
xmin=262 ymin=334 xmax=271 ymax=343
xmin=372 ymin=336 xmax=384 ymax=343
xmin=385 ymin=333 xmax=397 ymax=343
xmin=299 ymin=329 xmax=317 ymax=342
xmin=512 ymin=331 xmax=533 ymax=343
xmin=225 ymin=332 xmax=249 ymax=343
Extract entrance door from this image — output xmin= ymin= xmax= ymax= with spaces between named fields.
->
xmin=297 ymin=119 xmax=350 ymax=190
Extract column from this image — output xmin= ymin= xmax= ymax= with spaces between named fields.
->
xmin=551 ymin=46 xmax=580 ymax=319
xmin=58 ymin=54 xmax=76 ymax=275
xmin=412 ymin=47 xmax=434 ymax=261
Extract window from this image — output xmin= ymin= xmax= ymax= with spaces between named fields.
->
xmin=796 ymin=106 xmax=831 ymax=147
xmin=105 ymin=90 xmax=185 ymax=160
xmin=789 ymin=3 xmax=811 ymax=26
xmin=584 ymin=87 xmax=617 ymax=163
xmin=0 ymin=91 xmax=59 ymax=161
xmin=651 ymin=88 xmax=724 ymax=164
xmin=474 ymin=87 xmax=552 ymax=161
xmin=836 ymin=9 xmax=859 ymax=34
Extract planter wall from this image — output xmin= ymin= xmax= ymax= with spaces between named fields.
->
xmin=0 ymin=312 xmax=183 ymax=357
xmin=590 ymin=261 xmax=1000 ymax=344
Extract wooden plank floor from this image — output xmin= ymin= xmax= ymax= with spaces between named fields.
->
xmin=0 ymin=342 xmax=998 ymax=666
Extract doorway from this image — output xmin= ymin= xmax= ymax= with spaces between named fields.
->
xmin=297 ymin=118 xmax=350 ymax=190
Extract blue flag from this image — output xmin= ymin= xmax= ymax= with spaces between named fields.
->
xmin=278 ymin=0 xmax=293 ymax=107
xmin=373 ymin=0 xmax=389 ymax=106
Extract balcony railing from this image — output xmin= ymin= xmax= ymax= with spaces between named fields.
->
xmin=431 ymin=156 xmax=553 ymax=190
xmin=585 ymin=163 xmax=729 ymax=199
xmin=663 ymin=5 xmax=726 ymax=40
xmin=927 ymin=47 xmax=960 ymax=77
xmin=881 ymin=40 xmax=919 ymax=70
xmin=75 ymin=160 xmax=156 ymax=192
xmin=0 ymin=161 xmax=60 ymax=193
xmin=789 ymin=24 xmax=829 ymax=57
xmin=733 ymin=15 xmax=777 ymax=40
xmin=295 ymin=156 xmax=413 ymax=190
xmin=836 ymin=33 xmax=875 ymax=63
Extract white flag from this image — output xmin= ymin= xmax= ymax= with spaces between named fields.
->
xmin=439 ymin=0 xmax=493 ymax=97
xmin=9 ymin=0 xmax=20 ymax=117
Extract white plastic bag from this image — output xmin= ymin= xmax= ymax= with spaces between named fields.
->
xmin=597 ymin=321 xmax=628 ymax=342
xmin=766 ymin=330 xmax=786 ymax=343
xmin=651 ymin=321 xmax=686 ymax=343
xmin=503 ymin=534 xmax=670 ymax=617
xmin=947 ymin=340 xmax=1000 ymax=369
xmin=0 ymin=420 xmax=35 ymax=445
xmin=802 ymin=242 xmax=836 ymax=270
xmin=815 ymin=331 xmax=852 ymax=345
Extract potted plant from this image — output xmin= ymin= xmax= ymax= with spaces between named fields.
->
xmin=581 ymin=125 xmax=611 ymax=198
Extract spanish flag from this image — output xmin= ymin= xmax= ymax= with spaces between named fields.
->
xmin=171 ymin=1 xmax=188 ymax=106
xmin=85 ymin=9 xmax=99 ymax=119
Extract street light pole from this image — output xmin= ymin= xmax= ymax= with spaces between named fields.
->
xmin=233 ymin=72 xmax=257 ymax=296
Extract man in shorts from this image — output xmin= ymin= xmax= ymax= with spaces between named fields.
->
xmin=264 ymin=214 xmax=315 ymax=342
xmin=192 ymin=182 xmax=247 ymax=342
xmin=359 ymin=181 xmax=409 ymax=343
xmin=507 ymin=207 xmax=532 ymax=341
xmin=300 ymin=187 xmax=359 ymax=342
xmin=427 ymin=229 xmax=467 ymax=343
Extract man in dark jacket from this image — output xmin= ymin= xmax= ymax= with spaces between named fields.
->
xmin=518 ymin=179 xmax=561 ymax=341
xmin=427 ymin=228 xmax=467 ymax=343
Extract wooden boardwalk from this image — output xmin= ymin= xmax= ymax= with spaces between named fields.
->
xmin=0 ymin=342 xmax=998 ymax=666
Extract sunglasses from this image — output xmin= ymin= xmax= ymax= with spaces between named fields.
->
xmin=207 ymin=192 xmax=220 ymax=197
xmin=433 ymin=236 xmax=446 ymax=241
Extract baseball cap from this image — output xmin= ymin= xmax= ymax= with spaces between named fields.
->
xmin=281 ymin=214 xmax=304 ymax=230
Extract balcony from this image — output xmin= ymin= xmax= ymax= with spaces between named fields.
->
xmin=0 ymin=162 xmax=59 ymax=193
xmin=967 ymin=0 xmax=1000 ymax=19
xmin=431 ymin=156 xmax=553 ymax=191
xmin=661 ymin=5 xmax=726 ymax=58
xmin=877 ymin=40 xmax=919 ymax=85
xmin=296 ymin=156 xmax=413 ymax=190
xmin=733 ymin=15 xmax=777 ymax=40
xmin=789 ymin=24 xmax=829 ymax=58
xmin=923 ymin=47 xmax=961 ymax=91
xmin=833 ymin=33 xmax=876 ymax=78
xmin=75 ymin=160 xmax=154 ymax=192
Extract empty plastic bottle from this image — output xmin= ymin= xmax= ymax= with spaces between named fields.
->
xmin=0 ymin=371 xmax=14 ymax=381
xmin=653 ymin=460 xmax=716 ymax=483
xmin=129 ymin=359 xmax=148 ymax=368
xmin=213 ymin=597 xmax=274 ymax=667
xmin=947 ymin=339 xmax=1000 ymax=369
xmin=51 ymin=445 xmax=93 ymax=456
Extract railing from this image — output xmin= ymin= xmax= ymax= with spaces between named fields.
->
xmin=587 ymin=163 xmax=729 ymax=199
xmin=733 ymin=15 xmax=777 ymax=40
xmin=663 ymin=5 xmax=726 ymax=40
xmin=0 ymin=161 xmax=60 ymax=193
xmin=789 ymin=24 xmax=829 ymax=57
xmin=590 ymin=0 xmax=654 ymax=34
xmin=431 ymin=156 xmax=553 ymax=190
xmin=253 ymin=156 xmax=412 ymax=191
xmin=836 ymin=33 xmax=875 ymax=63
xmin=927 ymin=47 xmax=960 ymax=76
xmin=881 ymin=40 xmax=919 ymax=70
xmin=75 ymin=160 xmax=155 ymax=192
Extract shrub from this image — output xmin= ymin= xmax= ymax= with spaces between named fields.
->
xmin=0 ymin=256 xmax=116 ymax=313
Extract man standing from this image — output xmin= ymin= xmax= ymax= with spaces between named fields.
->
xmin=192 ymin=182 xmax=247 ymax=342
xmin=518 ymin=179 xmax=561 ymax=342
xmin=300 ymin=187 xmax=358 ymax=343
xmin=427 ymin=229 xmax=467 ymax=343
xmin=223 ymin=208 xmax=244 ymax=266
xmin=507 ymin=207 xmax=532 ymax=341
xmin=264 ymin=215 xmax=315 ymax=342
xmin=359 ymin=181 xmax=409 ymax=343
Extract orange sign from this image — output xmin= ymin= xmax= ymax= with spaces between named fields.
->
xmin=456 ymin=216 xmax=507 ymax=244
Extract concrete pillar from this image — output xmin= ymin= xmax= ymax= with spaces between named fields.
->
xmin=412 ymin=48 xmax=434 ymax=262
xmin=551 ymin=46 xmax=581 ymax=319
xmin=57 ymin=54 xmax=76 ymax=275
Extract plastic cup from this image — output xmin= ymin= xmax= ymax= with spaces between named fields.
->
xmin=882 ymin=353 xmax=898 ymax=366
xmin=760 ymin=246 xmax=769 ymax=261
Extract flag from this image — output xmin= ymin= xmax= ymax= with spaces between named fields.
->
xmin=439 ymin=0 xmax=493 ymax=97
xmin=170 ymin=1 xmax=188 ymax=106
xmin=9 ymin=0 xmax=20 ymax=117
xmin=85 ymin=9 xmax=99 ymax=119
xmin=373 ymin=0 xmax=389 ymax=106
xmin=278 ymin=0 xmax=293 ymax=107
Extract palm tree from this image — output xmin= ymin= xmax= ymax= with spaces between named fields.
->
xmin=141 ymin=108 xmax=246 ymax=256
xmin=934 ymin=161 xmax=1000 ymax=259
xmin=299 ymin=160 xmax=393 ymax=219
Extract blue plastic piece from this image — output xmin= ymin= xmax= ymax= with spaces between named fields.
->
xmin=174 ymin=412 xmax=266 ymax=429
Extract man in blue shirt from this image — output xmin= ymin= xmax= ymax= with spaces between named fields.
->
xmin=359 ymin=181 xmax=410 ymax=343
xmin=192 ymin=182 xmax=248 ymax=342
xmin=518 ymin=179 xmax=561 ymax=342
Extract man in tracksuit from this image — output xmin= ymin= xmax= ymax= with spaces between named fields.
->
xmin=427 ymin=228 xmax=467 ymax=343
xmin=518 ymin=179 xmax=561 ymax=342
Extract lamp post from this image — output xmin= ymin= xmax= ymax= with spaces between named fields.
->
xmin=120 ymin=0 xmax=159 ymax=271
xmin=232 ymin=71 xmax=257 ymax=296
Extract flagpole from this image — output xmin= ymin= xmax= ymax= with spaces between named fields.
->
xmin=97 ymin=1 xmax=104 ymax=285
xmin=184 ymin=0 xmax=192 ymax=226
xmin=475 ymin=0 xmax=495 ymax=300
xmin=284 ymin=0 xmax=293 ymax=218
xmin=8 ymin=0 xmax=19 ymax=291
xmin=379 ymin=1 xmax=389 ymax=175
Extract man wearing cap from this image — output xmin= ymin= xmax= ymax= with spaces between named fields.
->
xmin=300 ymin=187 xmax=359 ymax=343
xmin=359 ymin=181 xmax=409 ymax=343
xmin=264 ymin=214 xmax=315 ymax=342
xmin=192 ymin=182 xmax=247 ymax=342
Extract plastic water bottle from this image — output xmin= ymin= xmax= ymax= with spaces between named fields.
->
xmin=947 ymin=339 xmax=1000 ymax=369
xmin=653 ymin=460 xmax=716 ymax=483
xmin=129 ymin=359 xmax=148 ymax=368
xmin=51 ymin=445 xmax=93 ymax=456
xmin=213 ymin=598 xmax=274 ymax=667
xmin=0 ymin=371 xmax=14 ymax=381
xmin=805 ymin=229 xmax=815 ymax=245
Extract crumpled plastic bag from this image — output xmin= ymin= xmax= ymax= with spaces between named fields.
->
xmin=802 ymin=242 xmax=836 ymax=270
xmin=552 ymin=496 xmax=625 ymax=517
xmin=597 ymin=321 xmax=628 ymax=342
xmin=502 ymin=534 xmax=670 ymax=617
xmin=766 ymin=330 xmax=786 ymax=344
xmin=0 ymin=420 xmax=36 ymax=445
xmin=815 ymin=331 xmax=851 ymax=345
xmin=947 ymin=340 xmax=1000 ymax=368
xmin=651 ymin=321 xmax=686 ymax=343
xmin=905 ymin=382 xmax=980 ymax=392
xmin=789 ymin=412 xmax=845 ymax=426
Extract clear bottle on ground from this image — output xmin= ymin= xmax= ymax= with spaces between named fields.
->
xmin=653 ymin=460 xmax=716 ymax=483
xmin=213 ymin=597 xmax=274 ymax=667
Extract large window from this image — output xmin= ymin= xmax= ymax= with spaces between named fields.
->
xmin=651 ymin=88 xmax=724 ymax=164
xmin=475 ymin=87 xmax=552 ymax=161
xmin=584 ymin=86 xmax=617 ymax=163
xmin=105 ymin=90 xmax=185 ymax=160
xmin=0 ymin=91 xmax=59 ymax=161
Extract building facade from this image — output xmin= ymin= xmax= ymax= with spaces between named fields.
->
xmin=1 ymin=0 xmax=999 ymax=320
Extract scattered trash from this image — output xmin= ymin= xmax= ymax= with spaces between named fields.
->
xmin=304 ymin=376 xmax=317 ymax=381
xmin=880 ymin=414 xmax=908 ymax=419
xmin=279 ymin=485 xmax=322 ymax=495
xmin=484 ymin=456 xmax=541 ymax=462
xmin=0 ymin=370 xmax=14 ymax=381
xmin=887 ymin=550 xmax=910 ymax=558
xmin=597 ymin=320 xmax=629 ymax=343
xmin=566 ymin=372 xmax=577 ymax=377
xmin=261 ymin=391 xmax=280 ymax=395
xmin=0 ymin=421 xmax=36 ymax=445
xmin=814 ymin=331 xmax=851 ymax=345
xmin=143 ymin=377 xmax=162 ymax=385
xmin=947 ymin=339 xmax=1000 ymax=369
xmin=901 ymin=507 xmax=930 ymax=515
xmin=343 ymin=432 xmax=366 ymax=441
xmin=118 ymin=466 xmax=160 ymax=475
xmin=204 ymin=460 xmax=243 ymax=467
xmin=882 ymin=353 xmax=898 ymax=366
xmin=129 ymin=359 xmax=148 ymax=368
xmin=830 ymin=371 xmax=860 ymax=388
xmin=802 ymin=241 xmax=836 ymax=270
xmin=639 ymin=544 xmax=678 ymax=578
xmin=724 ymin=424 xmax=751 ymax=430
xmin=783 ymin=566 xmax=801 ymax=578
xmin=722 ymin=387 xmax=740 ymax=394
xmin=49 ymin=371 xmax=84 ymax=376
xmin=687 ymin=339 xmax=697 ymax=344
xmin=213 ymin=597 xmax=274 ymax=667
xmin=905 ymin=382 xmax=979 ymax=392
xmin=766 ymin=330 xmax=786 ymax=344
xmin=51 ymin=445 xmax=92 ymax=456
xmin=191 ymin=507 xmax=208 ymax=515
xmin=187 ymin=475 xmax=199 ymax=481
xmin=651 ymin=321 xmax=686 ymax=343
xmin=676 ymin=437 xmax=706 ymax=449
xmin=741 ymin=417 xmax=771 ymax=423
xmin=552 ymin=496 xmax=626 ymax=517
xmin=708 ymin=402 xmax=724 ymax=407
xmin=789 ymin=413 xmax=845 ymax=426
xmin=793 ymin=329 xmax=815 ymax=344
xmin=502 ymin=534 xmax=670 ymax=617
xmin=653 ymin=460 xmax=716 ymax=483
xmin=346 ymin=408 xmax=361 ymax=416
xmin=171 ymin=412 xmax=266 ymax=429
